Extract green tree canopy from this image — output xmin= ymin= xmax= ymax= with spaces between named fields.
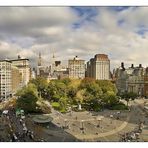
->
xmin=96 ymin=80 xmax=117 ymax=94
xmin=16 ymin=83 xmax=39 ymax=113
xmin=30 ymin=77 xmax=48 ymax=98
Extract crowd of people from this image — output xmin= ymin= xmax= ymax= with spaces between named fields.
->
xmin=119 ymin=121 xmax=144 ymax=142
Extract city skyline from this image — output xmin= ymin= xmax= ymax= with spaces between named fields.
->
xmin=0 ymin=7 xmax=148 ymax=70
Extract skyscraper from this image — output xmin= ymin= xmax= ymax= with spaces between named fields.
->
xmin=68 ymin=56 xmax=85 ymax=79
xmin=86 ymin=54 xmax=110 ymax=80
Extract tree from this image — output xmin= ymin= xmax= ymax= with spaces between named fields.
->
xmin=59 ymin=96 xmax=68 ymax=112
xmin=32 ymin=77 xmax=121 ymax=112
xmin=61 ymin=78 xmax=71 ymax=85
xmin=101 ymin=91 xmax=119 ymax=108
xmin=16 ymin=83 xmax=39 ymax=113
xmin=80 ymin=78 xmax=103 ymax=101
xmin=96 ymin=80 xmax=117 ymax=94
xmin=75 ymin=89 xmax=86 ymax=104
xmin=120 ymin=92 xmax=137 ymax=107
xmin=48 ymin=80 xmax=67 ymax=101
xmin=128 ymin=92 xmax=138 ymax=100
xmin=30 ymin=77 xmax=48 ymax=99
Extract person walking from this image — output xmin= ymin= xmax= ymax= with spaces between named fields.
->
xmin=20 ymin=119 xmax=23 ymax=124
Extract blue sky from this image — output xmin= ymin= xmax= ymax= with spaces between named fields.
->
xmin=0 ymin=6 xmax=148 ymax=69
xmin=71 ymin=7 xmax=98 ymax=29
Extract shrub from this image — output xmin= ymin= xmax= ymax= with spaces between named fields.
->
xmin=110 ymin=102 xmax=128 ymax=110
xmin=60 ymin=108 xmax=67 ymax=113
xmin=51 ymin=102 xmax=60 ymax=110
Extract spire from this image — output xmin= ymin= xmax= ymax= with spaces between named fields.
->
xmin=38 ymin=52 xmax=42 ymax=66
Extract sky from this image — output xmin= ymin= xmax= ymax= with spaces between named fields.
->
xmin=0 ymin=6 xmax=148 ymax=70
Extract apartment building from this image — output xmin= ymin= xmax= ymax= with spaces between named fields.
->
xmin=68 ymin=56 xmax=85 ymax=79
xmin=10 ymin=56 xmax=31 ymax=87
xmin=0 ymin=60 xmax=12 ymax=100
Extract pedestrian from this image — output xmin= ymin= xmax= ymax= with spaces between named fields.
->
xmin=23 ymin=126 xmax=27 ymax=135
xmin=29 ymin=133 xmax=34 ymax=140
xmin=31 ymin=131 xmax=34 ymax=136
xmin=22 ymin=123 xmax=26 ymax=127
xmin=20 ymin=119 xmax=23 ymax=124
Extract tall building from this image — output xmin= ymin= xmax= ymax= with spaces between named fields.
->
xmin=11 ymin=65 xmax=22 ymax=94
xmin=86 ymin=54 xmax=110 ymax=80
xmin=37 ymin=52 xmax=45 ymax=76
xmin=0 ymin=60 xmax=12 ymax=100
xmin=10 ymin=56 xmax=31 ymax=87
xmin=68 ymin=56 xmax=85 ymax=79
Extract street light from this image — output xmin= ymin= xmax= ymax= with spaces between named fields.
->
xmin=117 ymin=111 xmax=120 ymax=120
xmin=80 ymin=120 xmax=84 ymax=132
xmin=96 ymin=117 xmax=102 ymax=128
xmin=110 ymin=115 xmax=113 ymax=124
xmin=64 ymin=119 xmax=68 ymax=129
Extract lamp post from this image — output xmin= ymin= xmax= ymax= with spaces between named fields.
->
xmin=110 ymin=115 xmax=113 ymax=124
xmin=64 ymin=119 xmax=68 ymax=129
xmin=96 ymin=117 xmax=102 ymax=128
xmin=80 ymin=120 xmax=84 ymax=133
xmin=117 ymin=111 xmax=120 ymax=120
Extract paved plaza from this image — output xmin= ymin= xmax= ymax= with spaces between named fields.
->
xmin=0 ymin=98 xmax=148 ymax=142
xmin=49 ymin=109 xmax=130 ymax=141
xmin=48 ymin=99 xmax=148 ymax=141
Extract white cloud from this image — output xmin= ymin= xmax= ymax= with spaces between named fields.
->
xmin=0 ymin=7 xmax=148 ymax=71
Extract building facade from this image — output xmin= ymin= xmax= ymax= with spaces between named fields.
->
xmin=68 ymin=56 xmax=85 ymax=79
xmin=11 ymin=66 xmax=22 ymax=94
xmin=86 ymin=54 xmax=110 ymax=80
xmin=127 ymin=65 xmax=145 ymax=96
xmin=10 ymin=57 xmax=31 ymax=87
xmin=144 ymin=67 xmax=148 ymax=98
xmin=115 ymin=63 xmax=146 ymax=96
xmin=0 ymin=60 xmax=12 ymax=100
